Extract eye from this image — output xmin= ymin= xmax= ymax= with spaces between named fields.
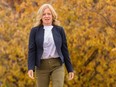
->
xmin=43 ymin=13 xmax=46 ymax=16
xmin=47 ymin=13 xmax=51 ymax=15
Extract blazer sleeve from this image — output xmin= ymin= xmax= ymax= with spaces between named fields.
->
xmin=60 ymin=27 xmax=73 ymax=72
xmin=28 ymin=28 xmax=36 ymax=71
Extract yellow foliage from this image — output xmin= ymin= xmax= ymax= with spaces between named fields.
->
xmin=0 ymin=0 xmax=116 ymax=87
xmin=0 ymin=65 xmax=6 ymax=77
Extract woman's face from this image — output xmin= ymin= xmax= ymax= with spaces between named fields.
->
xmin=42 ymin=8 xmax=53 ymax=26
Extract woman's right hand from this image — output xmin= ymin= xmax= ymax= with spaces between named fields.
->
xmin=28 ymin=70 xmax=34 ymax=79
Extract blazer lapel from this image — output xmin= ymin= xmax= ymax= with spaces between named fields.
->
xmin=37 ymin=26 xmax=44 ymax=49
xmin=52 ymin=26 xmax=60 ymax=49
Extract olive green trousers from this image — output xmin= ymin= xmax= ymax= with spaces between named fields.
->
xmin=35 ymin=58 xmax=64 ymax=87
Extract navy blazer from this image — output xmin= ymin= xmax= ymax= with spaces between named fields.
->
xmin=28 ymin=25 xmax=73 ymax=72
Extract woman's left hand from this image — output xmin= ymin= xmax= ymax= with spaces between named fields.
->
xmin=68 ymin=72 xmax=74 ymax=80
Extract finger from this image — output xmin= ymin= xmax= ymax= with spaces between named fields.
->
xmin=28 ymin=71 xmax=34 ymax=79
xmin=31 ymin=71 xmax=34 ymax=79
xmin=29 ymin=74 xmax=34 ymax=79
xmin=71 ymin=73 xmax=74 ymax=79
xmin=68 ymin=73 xmax=74 ymax=80
xmin=68 ymin=75 xmax=72 ymax=80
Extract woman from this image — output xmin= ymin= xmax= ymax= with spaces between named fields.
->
xmin=28 ymin=4 xmax=74 ymax=87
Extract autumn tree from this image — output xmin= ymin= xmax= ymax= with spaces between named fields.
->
xmin=0 ymin=0 xmax=116 ymax=87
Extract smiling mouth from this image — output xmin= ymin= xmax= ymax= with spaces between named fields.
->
xmin=45 ymin=19 xmax=50 ymax=20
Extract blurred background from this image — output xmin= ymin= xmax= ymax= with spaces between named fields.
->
xmin=0 ymin=0 xmax=116 ymax=87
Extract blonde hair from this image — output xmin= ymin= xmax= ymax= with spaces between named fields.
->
xmin=34 ymin=4 xmax=60 ymax=27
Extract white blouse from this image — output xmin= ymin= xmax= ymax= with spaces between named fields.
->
xmin=41 ymin=25 xmax=59 ymax=59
